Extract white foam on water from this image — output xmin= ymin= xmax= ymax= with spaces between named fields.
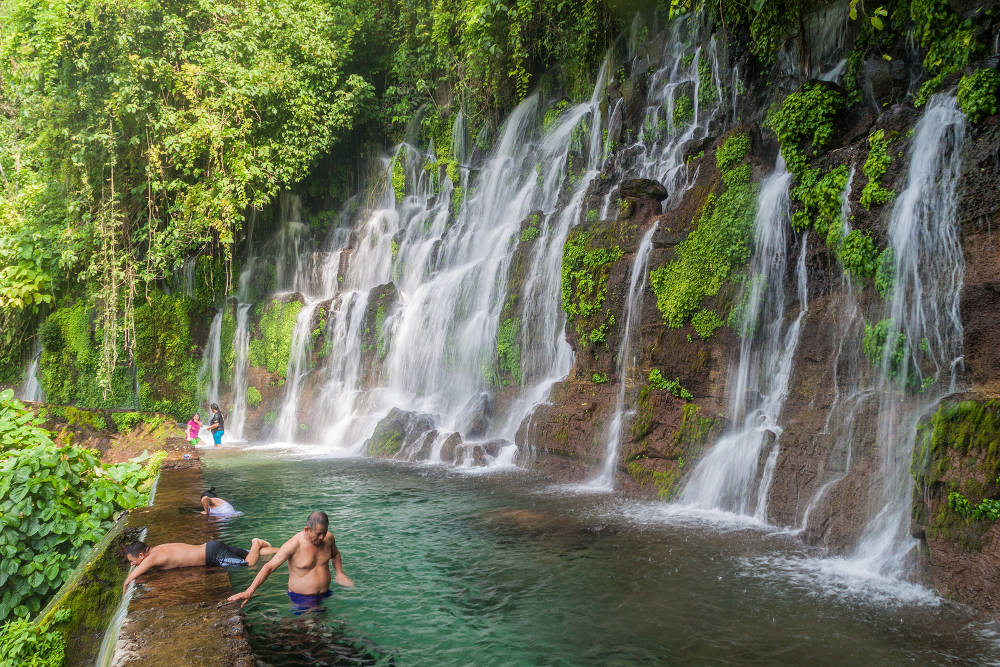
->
xmin=739 ymin=554 xmax=943 ymax=607
xmin=617 ymin=501 xmax=777 ymax=533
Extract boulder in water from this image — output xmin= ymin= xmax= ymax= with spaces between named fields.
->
xmin=365 ymin=407 xmax=436 ymax=459
xmin=457 ymin=392 xmax=494 ymax=438
xmin=439 ymin=432 xmax=462 ymax=463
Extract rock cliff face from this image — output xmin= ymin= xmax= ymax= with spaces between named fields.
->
xmin=175 ymin=9 xmax=1000 ymax=614
xmin=516 ymin=42 xmax=1000 ymax=610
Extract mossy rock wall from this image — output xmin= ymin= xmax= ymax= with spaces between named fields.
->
xmin=36 ymin=515 xmax=141 ymax=667
xmin=37 ymin=292 xmax=207 ymax=421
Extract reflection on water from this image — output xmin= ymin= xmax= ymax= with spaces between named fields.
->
xmin=205 ymin=449 xmax=1000 ymax=666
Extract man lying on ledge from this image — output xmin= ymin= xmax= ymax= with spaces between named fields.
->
xmin=227 ymin=510 xmax=354 ymax=610
xmin=123 ymin=538 xmax=276 ymax=593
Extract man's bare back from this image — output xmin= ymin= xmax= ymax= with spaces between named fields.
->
xmin=227 ymin=511 xmax=353 ymax=607
xmin=123 ymin=539 xmax=273 ymax=593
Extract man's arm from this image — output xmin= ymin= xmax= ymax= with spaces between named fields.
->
xmin=226 ymin=536 xmax=297 ymax=607
xmin=330 ymin=537 xmax=354 ymax=587
xmin=122 ymin=551 xmax=161 ymax=594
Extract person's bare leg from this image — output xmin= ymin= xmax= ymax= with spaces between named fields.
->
xmin=245 ymin=538 xmax=275 ymax=565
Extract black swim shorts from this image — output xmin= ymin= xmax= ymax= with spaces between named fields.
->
xmin=205 ymin=540 xmax=249 ymax=567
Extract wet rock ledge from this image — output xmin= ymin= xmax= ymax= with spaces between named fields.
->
xmin=111 ymin=462 xmax=254 ymax=666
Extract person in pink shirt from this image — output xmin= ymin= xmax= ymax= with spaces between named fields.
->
xmin=186 ymin=413 xmax=202 ymax=445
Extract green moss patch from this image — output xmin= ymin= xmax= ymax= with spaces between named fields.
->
xmin=913 ymin=400 xmax=1000 ymax=550
xmin=560 ymin=222 xmax=623 ymax=346
xmin=650 ymin=131 xmax=757 ymax=329
xmin=249 ymin=298 xmax=303 ymax=376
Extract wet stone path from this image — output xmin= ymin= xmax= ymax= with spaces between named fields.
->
xmin=111 ymin=466 xmax=254 ymax=666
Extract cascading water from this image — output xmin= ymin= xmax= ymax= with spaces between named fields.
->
xmin=197 ymin=311 xmax=223 ymax=412
xmin=302 ymin=60 xmax=620 ymax=457
xmin=590 ymin=222 xmax=659 ymax=490
xmin=15 ymin=341 xmax=44 ymax=403
xmin=273 ymin=301 xmax=319 ymax=442
xmin=213 ymin=19 xmax=734 ymax=470
xmin=680 ymin=160 xmax=808 ymax=520
xmin=850 ymin=94 xmax=966 ymax=577
xmin=227 ymin=302 xmax=252 ymax=441
xmin=796 ymin=166 xmax=873 ymax=535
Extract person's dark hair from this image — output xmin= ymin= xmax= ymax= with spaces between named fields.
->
xmin=210 ymin=403 xmax=220 ymax=412
xmin=306 ymin=511 xmax=329 ymax=532
xmin=125 ymin=541 xmax=149 ymax=558
xmin=201 ymin=487 xmax=218 ymax=499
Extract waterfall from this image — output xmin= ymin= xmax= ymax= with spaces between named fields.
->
xmin=796 ymin=166 xmax=872 ymax=535
xmin=181 ymin=257 xmax=197 ymax=297
xmin=590 ymin=222 xmax=660 ymax=490
xmin=15 ymin=341 xmax=44 ymax=403
xmin=216 ymin=18 xmax=737 ymax=468
xmin=317 ymin=290 xmax=372 ymax=449
xmin=851 ymin=94 xmax=966 ymax=577
xmin=680 ymin=160 xmax=808 ymax=520
xmin=197 ymin=310 xmax=223 ymax=412
xmin=273 ymin=301 xmax=319 ymax=442
xmin=227 ymin=302 xmax=252 ymax=441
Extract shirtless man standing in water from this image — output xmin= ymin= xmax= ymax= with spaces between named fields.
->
xmin=227 ymin=511 xmax=354 ymax=609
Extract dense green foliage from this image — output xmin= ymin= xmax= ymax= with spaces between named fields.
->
xmin=839 ymin=230 xmax=878 ymax=280
xmin=957 ymin=68 xmax=1000 ymax=123
xmin=495 ymin=318 xmax=522 ymax=386
xmin=860 ymin=129 xmax=894 ymax=210
xmin=248 ymin=299 xmax=303 ymax=376
xmin=0 ymin=0 xmax=373 ymax=385
xmin=560 ymin=226 xmax=623 ymax=346
xmin=862 ymin=318 xmax=932 ymax=391
xmin=912 ymin=400 xmax=1000 ymax=548
xmin=0 ymin=608 xmax=70 ymax=667
xmin=650 ymin=131 xmax=757 ymax=329
xmin=648 ymin=369 xmax=693 ymax=401
xmin=0 ymin=391 xmax=164 ymax=621
xmin=37 ymin=294 xmax=201 ymax=420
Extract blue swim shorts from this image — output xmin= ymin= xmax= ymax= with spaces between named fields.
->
xmin=288 ymin=589 xmax=332 ymax=612
xmin=213 ymin=429 xmax=224 ymax=445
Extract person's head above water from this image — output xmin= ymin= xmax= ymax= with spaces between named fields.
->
xmin=201 ymin=487 xmax=218 ymax=499
xmin=125 ymin=541 xmax=150 ymax=565
xmin=304 ymin=511 xmax=329 ymax=545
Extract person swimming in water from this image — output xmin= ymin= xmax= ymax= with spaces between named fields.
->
xmin=227 ymin=511 xmax=354 ymax=611
xmin=122 ymin=538 xmax=277 ymax=593
xmin=200 ymin=487 xmax=241 ymax=517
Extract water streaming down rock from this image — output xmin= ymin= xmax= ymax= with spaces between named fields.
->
xmin=850 ymin=94 xmax=966 ymax=577
xmin=15 ymin=341 xmax=44 ymax=403
xmin=226 ymin=302 xmax=253 ymax=441
xmin=273 ymin=301 xmax=320 ymax=442
xmin=590 ymin=222 xmax=660 ymax=490
xmin=196 ymin=311 xmax=223 ymax=412
xmin=301 ymin=61 xmax=620 ymax=459
xmin=680 ymin=160 xmax=809 ymax=520
xmin=203 ymin=19 xmax=733 ymax=468
xmin=796 ymin=166 xmax=873 ymax=534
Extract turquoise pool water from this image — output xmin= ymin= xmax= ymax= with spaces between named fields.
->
xmin=205 ymin=449 xmax=999 ymax=666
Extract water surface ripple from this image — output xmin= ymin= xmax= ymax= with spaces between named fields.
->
xmin=205 ymin=450 xmax=999 ymax=666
